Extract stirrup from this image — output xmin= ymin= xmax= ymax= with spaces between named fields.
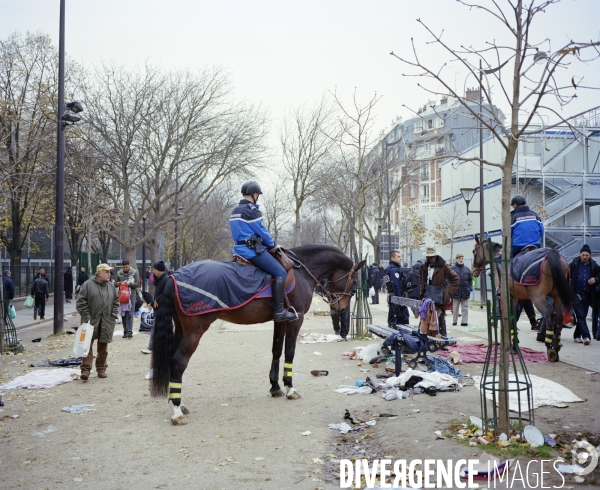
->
xmin=274 ymin=306 xmax=298 ymax=322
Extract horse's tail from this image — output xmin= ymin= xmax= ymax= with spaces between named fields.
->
xmin=546 ymin=249 xmax=573 ymax=311
xmin=150 ymin=276 xmax=176 ymax=397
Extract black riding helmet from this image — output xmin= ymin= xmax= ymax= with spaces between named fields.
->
xmin=510 ymin=194 xmax=526 ymax=206
xmin=241 ymin=181 xmax=263 ymax=195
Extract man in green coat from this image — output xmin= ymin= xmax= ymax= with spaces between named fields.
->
xmin=76 ymin=263 xmax=119 ymax=380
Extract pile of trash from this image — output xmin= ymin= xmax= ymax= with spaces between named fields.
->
xmin=335 ymin=343 xmax=469 ymax=399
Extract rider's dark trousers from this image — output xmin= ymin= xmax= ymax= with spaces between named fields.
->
xmin=249 ymin=252 xmax=286 ymax=279
xmin=331 ymin=298 xmax=351 ymax=339
xmin=573 ymin=293 xmax=591 ymax=340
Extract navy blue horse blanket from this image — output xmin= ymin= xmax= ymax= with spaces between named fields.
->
xmin=172 ymin=261 xmax=295 ymax=316
xmin=510 ymin=247 xmax=552 ymax=286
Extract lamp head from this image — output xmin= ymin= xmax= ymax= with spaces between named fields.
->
xmin=61 ymin=113 xmax=81 ymax=123
xmin=460 ymin=187 xmax=477 ymax=205
xmin=66 ymin=101 xmax=84 ymax=113
xmin=533 ymin=51 xmax=549 ymax=64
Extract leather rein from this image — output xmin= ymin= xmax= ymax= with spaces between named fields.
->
xmin=286 ymin=250 xmax=358 ymax=307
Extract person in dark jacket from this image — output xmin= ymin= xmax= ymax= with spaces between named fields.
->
xmin=3 ymin=271 xmax=15 ymax=321
xmin=569 ymin=244 xmax=600 ymax=345
xmin=420 ymin=247 xmax=459 ymax=342
xmin=78 ymin=267 xmax=88 ymax=289
xmin=451 ymin=254 xmax=473 ymax=326
xmin=367 ymin=263 xmax=381 ymax=304
xmin=385 ymin=251 xmax=410 ymax=326
xmin=64 ymin=268 xmax=74 ymax=303
xmin=230 ymin=181 xmax=296 ymax=322
xmin=141 ymin=261 xmax=169 ymax=359
xmin=31 ymin=273 xmax=50 ymax=320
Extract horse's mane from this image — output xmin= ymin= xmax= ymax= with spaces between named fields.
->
xmin=288 ymin=244 xmax=353 ymax=266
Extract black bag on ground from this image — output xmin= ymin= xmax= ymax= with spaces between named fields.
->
xmin=424 ymin=284 xmax=444 ymax=307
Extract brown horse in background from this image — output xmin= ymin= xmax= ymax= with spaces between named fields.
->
xmin=471 ymin=236 xmax=572 ymax=362
xmin=150 ymin=244 xmax=365 ymax=425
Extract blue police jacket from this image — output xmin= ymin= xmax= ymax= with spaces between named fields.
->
xmin=386 ymin=260 xmax=406 ymax=296
xmin=510 ymin=205 xmax=544 ymax=247
xmin=230 ymin=199 xmax=276 ymax=259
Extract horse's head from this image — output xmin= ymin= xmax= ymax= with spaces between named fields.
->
xmin=472 ymin=235 xmax=502 ymax=277
xmin=472 ymin=236 xmax=484 ymax=277
xmin=328 ymin=259 xmax=366 ymax=313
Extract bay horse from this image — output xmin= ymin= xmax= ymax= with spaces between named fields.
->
xmin=471 ymin=236 xmax=572 ymax=362
xmin=150 ymin=244 xmax=365 ymax=425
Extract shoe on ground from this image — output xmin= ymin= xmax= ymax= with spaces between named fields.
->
xmin=584 ymin=338 xmax=591 ymax=345
xmin=97 ymin=372 xmax=107 ymax=378
xmin=452 ymin=322 xmax=457 ymax=326
xmin=34 ymin=309 xmax=37 ymax=320
xmin=334 ymin=329 xmax=340 ymax=336
xmin=342 ymin=336 xmax=348 ymax=341
xmin=141 ymin=348 xmax=152 ymax=354
xmin=145 ymin=369 xmax=154 ymax=380
xmin=536 ymin=335 xmax=544 ymax=342
xmin=574 ymin=337 xmax=583 ymax=343
xmin=122 ymin=334 xmax=127 ymax=339
xmin=440 ymin=346 xmax=449 ymax=351
xmin=127 ymin=333 xmax=133 ymax=338
xmin=40 ymin=317 xmax=44 ymax=320
xmin=461 ymin=323 xmax=468 ymax=326
xmin=80 ymin=373 xmax=89 ymax=381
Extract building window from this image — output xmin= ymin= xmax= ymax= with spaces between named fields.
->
xmin=427 ymin=119 xmax=433 ymax=129
xmin=421 ymin=164 xmax=429 ymax=179
xmin=409 ymin=185 xmax=415 ymax=198
xmin=421 ymin=184 xmax=430 ymax=198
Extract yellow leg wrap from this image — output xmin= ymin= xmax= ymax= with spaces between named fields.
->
xmin=168 ymin=393 xmax=182 ymax=399
xmin=283 ymin=363 xmax=293 ymax=377
xmin=169 ymin=382 xmax=182 ymax=389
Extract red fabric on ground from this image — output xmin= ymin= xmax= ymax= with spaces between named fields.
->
xmin=437 ymin=343 xmax=548 ymax=363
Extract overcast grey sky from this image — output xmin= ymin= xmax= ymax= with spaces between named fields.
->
xmin=2 ymin=0 xmax=599 ymax=147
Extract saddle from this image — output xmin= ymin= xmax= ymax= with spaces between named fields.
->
xmin=232 ymin=247 xmax=295 ymax=289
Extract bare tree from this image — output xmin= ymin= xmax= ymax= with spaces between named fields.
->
xmin=431 ymin=202 xmax=473 ymax=259
xmin=82 ymin=63 xmax=266 ymax=265
xmin=398 ymin=205 xmax=427 ymax=264
xmin=0 ymin=32 xmax=59 ymax=265
xmin=260 ymin=176 xmax=293 ymax=245
xmin=280 ymin=96 xmax=338 ymax=246
xmin=391 ymin=0 xmax=600 ymax=434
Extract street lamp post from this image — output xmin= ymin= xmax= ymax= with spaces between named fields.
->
xmin=54 ymin=0 xmax=83 ymax=334
xmin=141 ymin=215 xmax=146 ymax=292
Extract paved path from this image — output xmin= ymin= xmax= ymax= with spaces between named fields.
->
xmin=366 ymin=300 xmax=600 ymax=372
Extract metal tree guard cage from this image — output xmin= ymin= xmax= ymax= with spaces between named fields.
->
xmin=351 ymin=261 xmax=372 ymax=339
xmin=1 ymin=297 xmax=20 ymax=354
xmin=479 ymin=237 xmax=534 ymax=439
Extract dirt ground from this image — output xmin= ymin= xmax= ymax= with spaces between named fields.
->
xmin=1 ymin=297 xmax=599 ymax=490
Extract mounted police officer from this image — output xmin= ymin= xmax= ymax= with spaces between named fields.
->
xmin=511 ymin=194 xmax=544 ymax=329
xmin=230 ymin=181 xmax=296 ymax=322
xmin=384 ymin=250 xmax=410 ymax=327
xmin=510 ymin=194 xmax=544 ymax=257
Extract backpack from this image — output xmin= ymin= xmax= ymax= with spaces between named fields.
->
xmin=118 ymin=282 xmax=131 ymax=304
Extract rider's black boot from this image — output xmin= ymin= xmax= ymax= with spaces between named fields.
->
xmin=273 ymin=277 xmax=297 ymax=322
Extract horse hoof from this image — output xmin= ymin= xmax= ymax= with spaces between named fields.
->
xmin=547 ymin=349 xmax=558 ymax=362
xmin=181 ymin=406 xmax=190 ymax=415
xmin=270 ymin=389 xmax=285 ymax=397
xmin=286 ymin=387 xmax=301 ymax=400
xmin=171 ymin=415 xmax=188 ymax=426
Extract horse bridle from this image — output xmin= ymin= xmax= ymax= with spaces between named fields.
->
xmin=287 ymin=251 xmax=358 ymax=307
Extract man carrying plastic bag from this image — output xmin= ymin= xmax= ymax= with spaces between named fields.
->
xmin=76 ymin=264 xmax=119 ymax=381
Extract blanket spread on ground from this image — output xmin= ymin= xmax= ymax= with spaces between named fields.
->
xmin=510 ymin=247 xmax=550 ymax=285
xmin=173 ymin=260 xmax=294 ymax=316
xmin=437 ymin=343 xmax=548 ymax=363
xmin=473 ymin=373 xmax=584 ymax=411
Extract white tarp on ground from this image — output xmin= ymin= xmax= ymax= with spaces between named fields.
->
xmin=385 ymin=369 xmax=459 ymax=391
xmin=298 ymin=332 xmax=343 ymax=343
xmin=0 ymin=368 xmax=80 ymax=390
xmin=472 ymin=373 xmax=584 ymax=411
